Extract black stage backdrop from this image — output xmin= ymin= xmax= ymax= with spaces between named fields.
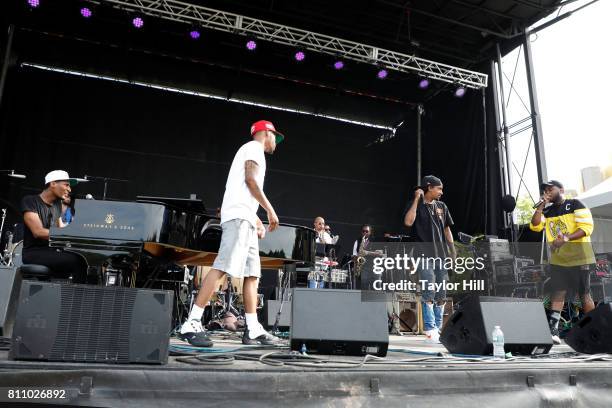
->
xmin=0 ymin=34 xmax=503 ymax=253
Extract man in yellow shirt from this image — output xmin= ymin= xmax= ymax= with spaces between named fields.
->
xmin=530 ymin=180 xmax=596 ymax=344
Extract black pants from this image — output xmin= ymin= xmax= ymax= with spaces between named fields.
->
xmin=23 ymin=247 xmax=87 ymax=283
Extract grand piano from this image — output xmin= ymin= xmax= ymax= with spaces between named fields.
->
xmin=49 ymin=198 xmax=316 ymax=286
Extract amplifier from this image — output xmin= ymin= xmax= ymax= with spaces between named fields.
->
xmin=492 ymin=260 xmax=516 ymax=283
xmin=290 ymin=289 xmax=388 ymax=357
xmin=10 ymin=282 xmax=173 ymax=364
xmin=591 ymin=278 xmax=612 ymax=303
xmin=482 ymin=238 xmax=513 ymax=262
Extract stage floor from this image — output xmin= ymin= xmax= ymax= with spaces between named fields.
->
xmin=1 ymin=333 xmax=612 ymax=407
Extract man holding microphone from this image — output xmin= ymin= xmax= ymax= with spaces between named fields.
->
xmin=530 ymin=180 xmax=596 ymax=344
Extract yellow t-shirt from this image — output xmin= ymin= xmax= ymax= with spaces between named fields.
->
xmin=529 ymin=199 xmax=595 ymax=267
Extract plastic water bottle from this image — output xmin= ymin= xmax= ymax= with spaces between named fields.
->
xmin=492 ymin=325 xmax=505 ymax=360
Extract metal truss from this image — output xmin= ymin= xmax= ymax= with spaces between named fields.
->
xmin=95 ymin=0 xmax=488 ymax=89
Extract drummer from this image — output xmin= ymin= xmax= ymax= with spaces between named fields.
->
xmin=314 ymin=216 xmax=332 ymax=244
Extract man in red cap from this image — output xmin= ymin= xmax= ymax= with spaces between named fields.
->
xmin=179 ymin=120 xmax=284 ymax=347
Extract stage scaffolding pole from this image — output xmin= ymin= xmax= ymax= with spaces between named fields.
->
xmin=489 ymin=60 xmax=509 ymax=236
xmin=0 ymin=24 xmax=15 ymax=110
xmin=495 ymin=43 xmax=517 ymax=242
xmin=416 ymin=104 xmax=424 ymax=185
xmin=523 ymin=29 xmax=548 ymax=186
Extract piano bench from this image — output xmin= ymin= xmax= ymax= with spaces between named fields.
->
xmin=18 ymin=264 xmax=52 ymax=280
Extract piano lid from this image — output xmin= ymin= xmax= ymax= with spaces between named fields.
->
xmin=136 ymin=196 xmax=207 ymax=214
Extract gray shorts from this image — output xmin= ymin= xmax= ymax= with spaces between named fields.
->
xmin=212 ymin=219 xmax=261 ymax=278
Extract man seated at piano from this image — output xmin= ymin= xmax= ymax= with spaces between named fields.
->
xmin=179 ymin=120 xmax=284 ymax=347
xmin=21 ymin=170 xmax=87 ymax=282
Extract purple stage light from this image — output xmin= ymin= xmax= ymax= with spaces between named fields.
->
xmin=246 ymin=40 xmax=257 ymax=51
xmin=334 ymin=61 xmax=344 ymax=70
xmin=454 ymin=87 xmax=466 ymax=97
xmin=377 ymin=69 xmax=388 ymax=79
xmin=132 ymin=17 xmax=144 ymax=28
xmin=294 ymin=51 xmax=305 ymax=61
xmin=80 ymin=7 xmax=92 ymax=18
xmin=190 ymin=30 xmax=200 ymax=39
xmin=27 ymin=0 xmax=40 ymax=8
xmin=419 ymin=78 xmax=430 ymax=89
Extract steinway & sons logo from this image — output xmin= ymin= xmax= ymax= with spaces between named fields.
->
xmin=82 ymin=213 xmax=135 ymax=231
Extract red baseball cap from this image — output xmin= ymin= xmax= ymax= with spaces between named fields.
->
xmin=250 ymin=120 xmax=285 ymax=144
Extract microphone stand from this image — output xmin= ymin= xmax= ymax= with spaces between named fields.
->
xmin=83 ymin=175 xmax=130 ymax=200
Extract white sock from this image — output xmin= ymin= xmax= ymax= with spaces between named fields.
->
xmin=245 ymin=313 xmax=265 ymax=338
xmin=188 ymin=304 xmax=204 ymax=322
xmin=245 ymin=313 xmax=259 ymax=328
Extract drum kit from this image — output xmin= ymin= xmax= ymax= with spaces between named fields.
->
xmin=309 ymin=254 xmax=351 ymax=288
xmin=191 ymin=266 xmax=264 ymax=331
xmin=1 ymin=208 xmax=22 ymax=268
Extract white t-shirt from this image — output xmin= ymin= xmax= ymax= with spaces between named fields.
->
xmin=220 ymin=140 xmax=266 ymax=227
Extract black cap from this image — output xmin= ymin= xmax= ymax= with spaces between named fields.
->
xmin=421 ymin=175 xmax=442 ymax=189
xmin=540 ymin=180 xmax=563 ymax=191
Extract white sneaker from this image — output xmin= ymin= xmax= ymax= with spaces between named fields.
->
xmin=180 ymin=318 xmax=204 ymax=335
xmin=243 ymin=325 xmax=281 ymax=345
xmin=178 ymin=319 xmax=213 ymax=347
xmin=424 ymin=329 xmax=440 ymax=344
xmin=551 ymin=334 xmax=561 ymax=345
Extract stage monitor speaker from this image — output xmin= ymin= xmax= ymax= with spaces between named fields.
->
xmin=290 ymin=288 xmax=388 ymax=357
xmin=265 ymin=300 xmax=291 ymax=329
xmin=565 ymin=303 xmax=612 ymax=354
xmin=440 ymin=296 xmax=552 ymax=356
xmin=10 ymin=281 xmax=173 ymax=364
xmin=0 ymin=266 xmax=22 ymax=338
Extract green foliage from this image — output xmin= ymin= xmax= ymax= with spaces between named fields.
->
xmin=515 ymin=195 xmax=535 ymax=225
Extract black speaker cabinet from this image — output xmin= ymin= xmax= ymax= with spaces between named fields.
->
xmin=565 ymin=303 xmax=612 ymax=354
xmin=0 ymin=265 xmax=22 ymax=338
xmin=290 ymin=288 xmax=388 ymax=357
xmin=10 ymin=281 xmax=173 ymax=364
xmin=440 ymin=296 xmax=552 ymax=356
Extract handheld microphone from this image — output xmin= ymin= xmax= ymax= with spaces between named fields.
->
xmin=532 ymin=200 xmax=544 ymax=209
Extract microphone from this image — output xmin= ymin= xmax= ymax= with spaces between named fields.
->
xmin=74 ymin=178 xmax=90 ymax=183
xmin=7 ymin=173 xmax=26 ymax=179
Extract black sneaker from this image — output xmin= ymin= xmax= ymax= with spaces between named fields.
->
xmin=242 ymin=327 xmax=281 ymax=345
xmin=177 ymin=319 xmax=213 ymax=347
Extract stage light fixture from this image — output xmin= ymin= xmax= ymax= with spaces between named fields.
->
xmin=27 ymin=0 xmax=40 ymax=8
xmin=132 ymin=16 xmax=144 ymax=28
xmin=454 ymin=86 xmax=466 ymax=97
xmin=333 ymin=61 xmax=344 ymax=70
xmin=418 ymin=78 xmax=430 ymax=89
xmin=189 ymin=30 xmax=200 ymax=39
xmin=246 ymin=40 xmax=257 ymax=51
xmin=377 ymin=69 xmax=388 ymax=79
xmin=294 ymin=51 xmax=305 ymax=61
xmin=80 ymin=7 xmax=92 ymax=18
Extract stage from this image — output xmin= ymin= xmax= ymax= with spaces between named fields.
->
xmin=1 ymin=333 xmax=612 ymax=407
